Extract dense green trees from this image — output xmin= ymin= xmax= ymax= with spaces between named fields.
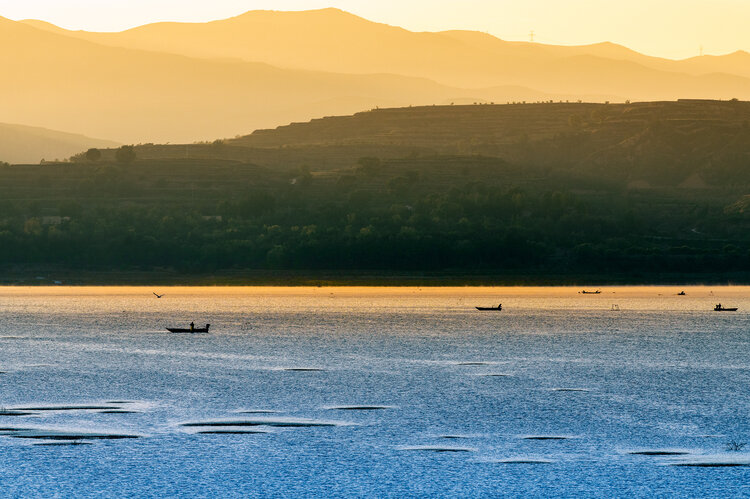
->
xmin=85 ymin=148 xmax=102 ymax=162
xmin=115 ymin=145 xmax=136 ymax=165
xmin=0 ymin=154 xmax=747 ymax=281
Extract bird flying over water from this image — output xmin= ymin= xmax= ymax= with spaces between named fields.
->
xmin=153 ymin=292 xmax=164 ymax=298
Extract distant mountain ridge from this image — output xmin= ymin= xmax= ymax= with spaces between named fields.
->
xmin=4 ymin=9 xmax=750 ymax=145
xmin=21 ymin=8 xmax=750 ymax=88
xmin=3 ymin=15 xmax=564 ymax=144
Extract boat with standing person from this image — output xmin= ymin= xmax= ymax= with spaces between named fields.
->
xmin=713 ymin=304 xmax=738 ymax=312
xmin=167 ymin=322 xmax=210 ymax=333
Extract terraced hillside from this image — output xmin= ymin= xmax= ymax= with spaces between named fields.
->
xmin=235 ymin=100 xmax=750 ymax=149
xmin=117 ymin=100 xmax=750 ymax=187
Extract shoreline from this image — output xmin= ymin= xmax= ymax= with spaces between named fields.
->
xmin=2 ymin=268 xmax=748 ymax=286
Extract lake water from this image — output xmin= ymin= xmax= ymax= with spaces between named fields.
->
xmin=0 ymin=286 xmax=749 ymax=497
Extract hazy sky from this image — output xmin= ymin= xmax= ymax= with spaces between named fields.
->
xmin=2 ymin=0 xmax=748 ymax=59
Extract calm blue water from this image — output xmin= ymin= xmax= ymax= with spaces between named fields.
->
xmin=0 ymin=287 xmax=749 ymax=497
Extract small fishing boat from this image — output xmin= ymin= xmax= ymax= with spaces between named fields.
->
xmin=713 ymin=305 xmax=738 ymax=312
xmin=580 ymin=290 xmax=601 ymax=294
xmin=476 ymin=304 xmax=502 ymax=311
xmin=167 ymin=323 xmax=210 ymax=333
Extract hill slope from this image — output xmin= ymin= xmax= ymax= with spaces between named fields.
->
xmin=233 ymin=100 xmax=750 ymax=147
xmin=2 ymin=104 xmax=748 ymax=282
xmin=0 ymin=122 xmax=118 ymax=164
xmin=233 ymin=100 xmax=750 ymax=183
xmin=105 ymin=101 xmax=749 ymax=189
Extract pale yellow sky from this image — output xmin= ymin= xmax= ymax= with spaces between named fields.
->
xmin=2 ymin=0 xmax=748 ymax=60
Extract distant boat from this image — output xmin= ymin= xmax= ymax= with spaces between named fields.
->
xmin=476 ymin=304 xmax=502 ymax=311
xmin=713 ymin=305 xmax=738 ymax=312
xmin=167 ymin=323 xmax=210 ymax=333
xmin=580 ymin=290 xmax=601 ymax=294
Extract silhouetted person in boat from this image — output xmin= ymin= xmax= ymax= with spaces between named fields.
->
xmin=190 ymin=322 xmax=194 ymax=332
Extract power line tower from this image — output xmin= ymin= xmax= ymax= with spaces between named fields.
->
xmin=529 ymin=30 xmax=535 ymax=43
xmin=699 ymin=45 xmax=704 ymax=57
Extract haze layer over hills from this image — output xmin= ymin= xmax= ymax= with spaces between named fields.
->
xmin=0 ymin=15 xmax=497 ymax=146
xmin=0 ymin=123 xmax=118 ymax=164
xmin=5 ymin=8 xmax=750 ymax=145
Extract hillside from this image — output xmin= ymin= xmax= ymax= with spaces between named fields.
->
xmin=21 ymin=9 xmax=750 ymax=98
xmin=235 ymin=100 xmax=750 ymax=147
xmin=0 ymin=122 xmax=118 ymax=164
xmin=116 ymin=101 xmax=750 ymax=187
xmin=2 ymin=100 xmax=748 ymax=282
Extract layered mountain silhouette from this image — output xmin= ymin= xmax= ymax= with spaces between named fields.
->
xmin=2 ymin=14 xmax=567 ymax=145
xmin=5 ymin=8 xmax=750 ymax=146
xmin=22 ymin=9 xmax=750 ymax=85
xmin=0 ymin=122 xmax=118 ymax=164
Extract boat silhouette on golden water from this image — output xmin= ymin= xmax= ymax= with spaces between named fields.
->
xmin=713 ymin=304 xmax=738 ymax=312
xmin=167 ymin=323 xmax=210 ymax=333
xmin=476 ymin=304 xmax=502 ymax=311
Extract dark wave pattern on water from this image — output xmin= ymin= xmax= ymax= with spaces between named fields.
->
xmin=0 ymin=286 xmax=748 ymax=496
